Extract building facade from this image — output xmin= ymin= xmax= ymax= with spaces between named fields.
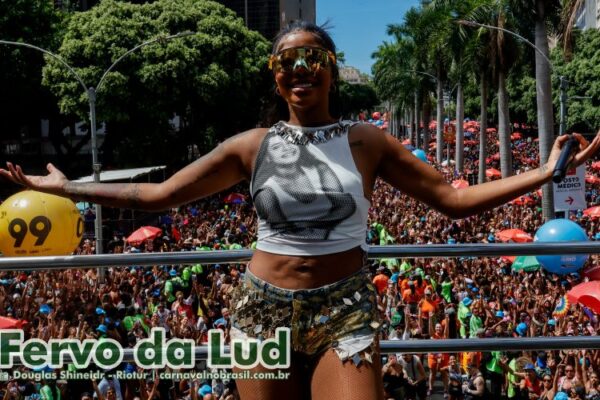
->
xmin=340 ymin=66 xmax=369 ymax=85
xmin=217 ymin=0 xmax=315 ymax=40
xmin=575 ymin=0 xmax=599 ymax=29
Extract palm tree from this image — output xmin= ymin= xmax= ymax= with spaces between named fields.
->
xmin=468 ymin=0 xmax=522 ymax=179
xmin=397 ymin=5 xmax=453 ymax=161
xmin=463 ymin=25 xmax=493 ymax=184
xmin=372 ymin=39 xmax=417 ymax=139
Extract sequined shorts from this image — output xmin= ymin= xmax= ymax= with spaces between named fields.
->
xmin=229 ymin=266 xmax=382 ymax=365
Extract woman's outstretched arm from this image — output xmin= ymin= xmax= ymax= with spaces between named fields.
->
xmin=372 ymin=126 xmax=600 ymax=219
xmin=0 ymin=128 xmax=264 ymax=211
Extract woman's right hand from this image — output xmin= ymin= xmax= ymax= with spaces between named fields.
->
xmin=1 ymin=162 xmax=69 ymax=194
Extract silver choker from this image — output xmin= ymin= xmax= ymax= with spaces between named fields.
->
xmin=271 ymin=120 xmax=356 ymax=145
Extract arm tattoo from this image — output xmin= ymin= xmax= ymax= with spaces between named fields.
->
xmin=63 ymin=182 xmax=146 ymax=209
xmin=124 ymin=184 xmax=141 ymax=209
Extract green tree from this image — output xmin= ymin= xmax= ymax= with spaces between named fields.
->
xmin=42 ymin=0 xmax=270 ymax=169
xmin=338 ymin=81 xmax=379 ymax=118
xmin=556 ymin=29 xmax=600 ymax=132
xmin=0 ymin=0 xmax=63 ymax=146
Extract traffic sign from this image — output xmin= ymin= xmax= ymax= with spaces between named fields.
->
xmin=553 ymin=165 xmax=586 ymax=211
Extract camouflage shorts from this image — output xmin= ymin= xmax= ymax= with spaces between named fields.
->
xmin=229 ymin=266 xmax=382 ymax=366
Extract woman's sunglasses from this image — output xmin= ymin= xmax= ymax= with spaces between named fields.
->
xmin=269 ymin=46 xmax=336 ymax=74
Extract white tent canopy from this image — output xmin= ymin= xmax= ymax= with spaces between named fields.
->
xmin=74 ymin=166 xmax=166 ymax=183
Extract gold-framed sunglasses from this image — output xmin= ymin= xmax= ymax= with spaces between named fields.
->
xmin=268 ymin=46 xmax=336 ymax=74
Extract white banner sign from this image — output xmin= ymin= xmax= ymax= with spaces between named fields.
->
xmin=553 ymin=165 xmax=586 ymax=211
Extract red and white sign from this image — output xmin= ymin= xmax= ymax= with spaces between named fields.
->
xmin=553 ymin=165 xmax=586 ymax=211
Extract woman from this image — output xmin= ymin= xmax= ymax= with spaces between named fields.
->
xmin=441 ymin=354 xmax=465 ymax=400
xmin=2 ymin=20 xmax=600 ymax=400
xmin=382 ymin=354 xmax=407 ymax=400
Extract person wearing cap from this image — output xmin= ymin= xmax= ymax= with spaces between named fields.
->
xmin=535 ymin=351 xmax=551 ymax=378
xmin=198 ymin=384 xmax=212 ymax=398
xmin=515 ymin=322 xmax=529 ymax=338
xmin=518 ymin=363 xmax=543 ymax=399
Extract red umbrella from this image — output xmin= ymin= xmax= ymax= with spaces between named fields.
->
xmin=0 ymin=316 xmax=28 ymax=329
xmin=223 ymin=193 xmax=246 ymax=204
xmin=486 ymin=168 xmax=501 ymax=178
xmin=511 ymin=132 xmax=522 ymax=140
xmin=486 ymin=128 xmax=497 ymax=133
xmin=583 ymin=206 xmax=600 ymax=219
xmin=126 ymin=226 xmax=162 ymax=245
xmin=496 ymin=229 xmax=533 ymax=243
xmin=586 ymin=175 xmax=600 ymax=185
xmin=567 ymin=282 xmax=600 ymax=314
xmin=451 ymin=179 xmax=469 ymax=189
xmin=582 ymin=264 xmax=600 ymax=281
xmin=511 ymin=196 xmax=535 ymax=206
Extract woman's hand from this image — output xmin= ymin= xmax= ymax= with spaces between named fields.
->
xmin=545 ymin=131 xmax=600 ymax=173
xmin=0 ymin=162 xmax=69 ymax=194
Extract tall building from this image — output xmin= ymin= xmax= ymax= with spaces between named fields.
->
xmin=218 ymin=0 xmax=315 ymax=40
xmin=575 ymin=0 xmax=599 ymax=29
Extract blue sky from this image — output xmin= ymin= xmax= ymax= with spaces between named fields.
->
xmin=316 ymin=0 xmax=421 ymax=75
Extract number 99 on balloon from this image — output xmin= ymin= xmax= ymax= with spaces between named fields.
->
xmin=0 ymin=191 xmax=84 ymax=257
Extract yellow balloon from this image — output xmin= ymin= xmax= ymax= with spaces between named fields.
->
xmin=0 ymin=191 xmax=84 ymax=256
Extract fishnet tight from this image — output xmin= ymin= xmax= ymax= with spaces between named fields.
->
xmin=234 ymin=349 xmax=384 ymax=400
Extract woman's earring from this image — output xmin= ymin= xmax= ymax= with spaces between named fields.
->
xmin=275 ymin=87 xmax=281 ymax=96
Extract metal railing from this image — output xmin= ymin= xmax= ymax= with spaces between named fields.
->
xmin=2 ymin=242 xmax=600 ymax=360
xmin=1 ymin=242 xmax=598 ymax=270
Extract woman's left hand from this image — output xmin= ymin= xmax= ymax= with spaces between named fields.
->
xmin=545 ymin=130 xmax=600 ymax=172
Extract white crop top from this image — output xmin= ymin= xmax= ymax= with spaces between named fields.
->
xmin=250 ymin=120 xmax=370 ymax=255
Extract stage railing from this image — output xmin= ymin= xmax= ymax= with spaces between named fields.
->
xmin=2 ymin=242 xmax=600 ymax=362
xmin=1 ymin=242 xmax=598 ymax=270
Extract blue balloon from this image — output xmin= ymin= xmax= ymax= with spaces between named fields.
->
xmin=534 ymin=219 xmax=589 ymax=275
xmin=412 ymin=149 xmax=428 ymax=163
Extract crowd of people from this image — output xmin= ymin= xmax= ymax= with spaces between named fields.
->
xmin=1 ymin=125 xmax=600 ymax=400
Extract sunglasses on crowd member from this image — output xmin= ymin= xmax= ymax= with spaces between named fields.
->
xmin=269 ymin=46 xmax=336 ymax=74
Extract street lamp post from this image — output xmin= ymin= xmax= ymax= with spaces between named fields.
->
xmin=408 ymin=69 xmax=442 ymax=154
xmin=1 ymin=31 xmax=195 ymax=279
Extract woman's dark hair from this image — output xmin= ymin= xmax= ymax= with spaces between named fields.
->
xmin=263 ymin=20 xmax=341 ymax=125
